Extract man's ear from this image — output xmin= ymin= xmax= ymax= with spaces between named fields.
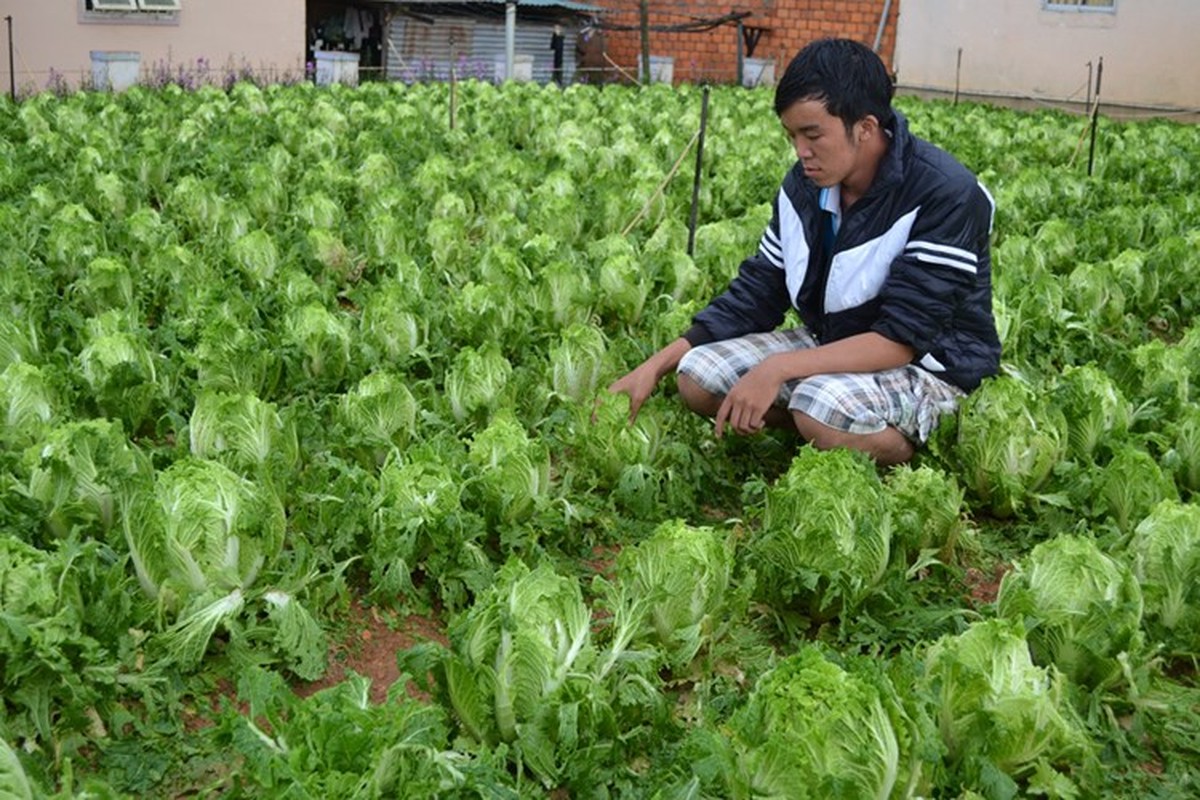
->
xmin=856 ymin=115 xmax=881 ymax=142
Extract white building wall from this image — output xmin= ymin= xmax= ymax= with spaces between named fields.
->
xmin=894 ymin=0 xmax=1200 ymax=111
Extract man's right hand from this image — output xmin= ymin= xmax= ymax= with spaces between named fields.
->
xmin=604 ymin=337 xmax=693 ymax=424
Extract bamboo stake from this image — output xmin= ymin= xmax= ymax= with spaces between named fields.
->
xmin=603 ymin=52 xmax=640 ymax=86
xmin=621 ymin=127 xmax=701 ymax=237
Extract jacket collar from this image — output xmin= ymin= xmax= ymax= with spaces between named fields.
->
xmin=869 ymin=109 xmax=911 ymax=194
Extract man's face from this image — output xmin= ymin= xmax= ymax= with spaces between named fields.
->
xmin=778 ymin=99 xmax=873 ymax=189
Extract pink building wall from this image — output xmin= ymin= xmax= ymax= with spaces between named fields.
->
xmin=0 ymin=0 xmax=305 ymax=93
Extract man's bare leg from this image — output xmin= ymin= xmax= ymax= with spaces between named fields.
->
xmin=792 ymin=410 xmax=914 ymax=466
xmin=676 ymin=374 xmax=913 ymax=465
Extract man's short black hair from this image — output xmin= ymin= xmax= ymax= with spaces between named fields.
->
xmin=774 ymin=38 xmax=895 ymax=135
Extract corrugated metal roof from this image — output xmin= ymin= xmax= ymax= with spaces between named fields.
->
xmin=383 ymin=0 xmax=605 ymax=13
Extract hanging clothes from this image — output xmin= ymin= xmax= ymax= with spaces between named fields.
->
xmin=344 ymin=7 xmax=373 ymax=50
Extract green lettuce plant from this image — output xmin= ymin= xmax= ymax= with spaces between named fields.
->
xmin=931 ymin=373 xmax=1067 ymax=519
xmin=997 ymin=534 xmax=1144 ymax=691
xmin=122 ymin=457 xmax=324 ymax=677
xmin=720 ymin=645 xmax=923 ymax=800
xmin=920 ymin=618 xmax=1094 ymax=796
xmin=602 ymin=519 xmax=743 ymax=675
xmin=1128 ymin=499 xmax=1200 ymax=654
xmin=748 ymin=446 xmax=892 ymax=621
xmin=436 ymin=559 xmax=597 ymax=786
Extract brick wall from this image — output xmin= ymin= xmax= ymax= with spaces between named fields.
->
xmin=591 ymin=1 xmax=899 ymax=86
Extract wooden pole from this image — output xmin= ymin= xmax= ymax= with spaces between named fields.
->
xmin=736 ymin=20 xmax=744 ymax=87
xmin=5 ymin=16 xmax=14 ymax=102
xmin=953 ymin=47 xmax=962 ymax=106
xmin=687 ymin=86 xmax=711 ymax=257
xmin=639 ymin=0 xmax=651 ymax=85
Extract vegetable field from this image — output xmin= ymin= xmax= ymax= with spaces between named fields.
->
xmin=2 ymin=79 xmax=1200 ymax=798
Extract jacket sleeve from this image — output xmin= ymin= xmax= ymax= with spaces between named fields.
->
xmin=872 ymin=177 xmax=994 ymax=358
xmin=684 ymin=193 xmax=793 ymax=346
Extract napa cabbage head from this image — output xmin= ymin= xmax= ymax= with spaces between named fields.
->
xmin=1167 ymin=404 xmax=1200 ymax=494
xmin=1091 ymin=444 xmax=1178 ymax=534
xmin=73 ymin=256 xmax=134 ymax=315
xmin=76 ymin=311 xmax=162 ymax=431
xmin=337 ymin=370 xmax=418 ymax=455
xmin=230 ymin=229 xmax=280 ymax=288
xmin=444 ymin=343 xmax=512 ymax=423
xmin=23 ymin=418 xmax=150 ymax=539
xmin=438 ymin=558 xmax=594 ymax=785
xmin=360 ymin=282 xmax=425 ymax=364
xmin=0 ymin=316 xmax=39 ymax=371
xmin=723 ymin=645 xmax=909 ymax=800
xmin=997 ymin=534 xmax=1144 ymax=690
xmin=534 ymin=259 xmax=593 ymax=328
xmin=465 ymin=411 xmax=552 ymax=526
xmin=369 ymin=439 xmax=488 ymax=609
xmin=284 ymin=303 xmax=352 ymax=384
xmin=884 ymin=463 xmax=967 ymax=564
xmin=191 ymin=316 xmax=282 ymax=399
xmin=748 ymin=446 xmax=891 ymax=619
xmin=920 ymin=618 xmax=1093 ymax=794
xmin=1129 ymin=500 xmax=1200 ymax=652
xmin=189 ymin=391 xmax=299 ymax=476
xmin=581 ymin=392 xmax=666 ymax=481
xmin=1053 ymin=363 xmax=1132 ymax=463
xmin=932 ymin=373 xmax=1066 ymax=518
xmin=120 ymin=457 xmax=300 ymax=670
xmin=606 ymin=519 xmax=742 ymax=674
xmin=123 ymin=457 xmax=286 ymax=609
xmin=1 ymin=362 xmax=56 ymax=449
xmin=549 ymin=323 xmax=608 ymax=402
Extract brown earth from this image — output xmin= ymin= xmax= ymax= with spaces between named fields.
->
xmin=294 ymin=599 xmax=448 ymax=705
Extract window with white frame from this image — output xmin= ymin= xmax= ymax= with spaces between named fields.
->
xmin=81 ymin=0 xmax=182 ymax=22
xmin=1044 ymin=0 xmax=1116 ymax=10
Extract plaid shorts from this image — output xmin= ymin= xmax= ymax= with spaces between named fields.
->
xmin=676 ymin=328 xmax=965 ymax=442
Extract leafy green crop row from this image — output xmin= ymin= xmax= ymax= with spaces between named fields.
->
xmin=2 ymin=79 xmax=1199 ymax=798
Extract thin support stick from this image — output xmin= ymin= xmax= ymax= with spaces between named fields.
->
xmin=687 ymin=86 xmax=711 ymax=257
xmin=622 ymin=127 xmax=701 ymax=237
xmin=1088 ymin=56 xmax=1104 ymax=177
xmin=603 ymin=52 xmax=640 ymax=86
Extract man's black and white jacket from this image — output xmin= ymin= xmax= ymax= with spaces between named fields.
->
xmin=683 ymin=111 xmax=1002 ymax=392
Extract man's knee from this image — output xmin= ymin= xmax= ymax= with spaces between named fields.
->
xmin=676 ymin=372 xmax=722 ymax=417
